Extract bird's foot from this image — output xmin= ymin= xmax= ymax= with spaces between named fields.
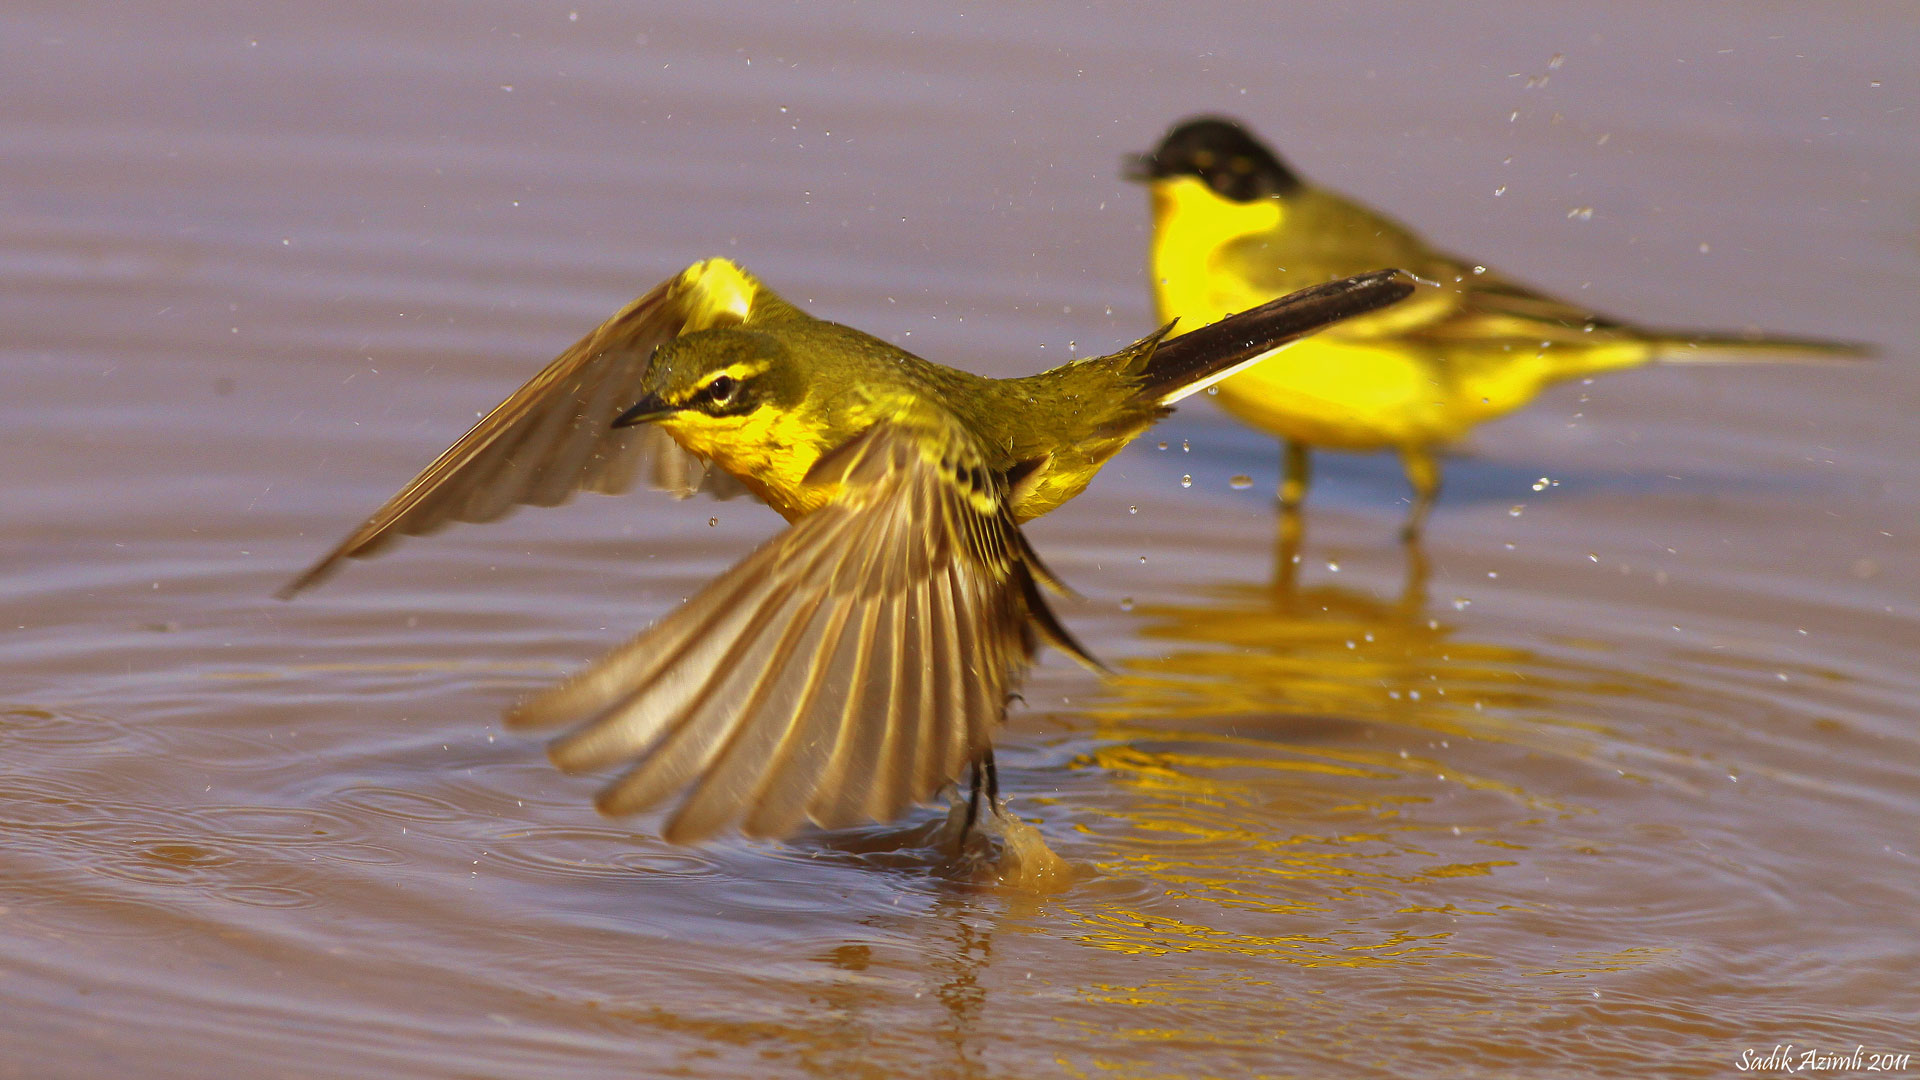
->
xmin=933 ymin=792 xmax=1074 ymax=892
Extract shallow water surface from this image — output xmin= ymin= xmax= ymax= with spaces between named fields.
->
xmin=3 ymin=4 xmax=1917 ymax=1078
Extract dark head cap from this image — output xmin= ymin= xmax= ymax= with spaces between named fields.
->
xmin=1126 ymin=116 xmax=1300 ymax=202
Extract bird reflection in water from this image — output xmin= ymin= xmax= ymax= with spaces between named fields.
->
xmin=1060 ymin=528 xmax=1655 ymax=965
xmin=805 ymin=895 xmax=1034 ymax=1080
xmin=1098 ymin=524 xmax=1648 ymax=770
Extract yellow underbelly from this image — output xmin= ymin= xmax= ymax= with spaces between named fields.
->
xmin=1147 ymin=176 xmax=1593 ymax=452
xmin=1209 ymin=339 xmax=1466 ymax=450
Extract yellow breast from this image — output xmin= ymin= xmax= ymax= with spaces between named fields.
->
xmin=1149 ymin=176 xmax=1284 ymax=331
xmin=1147 ymin=177 xmax=1545 ymax=449
xmin=663 ymin=404 xmax=840 ymax=521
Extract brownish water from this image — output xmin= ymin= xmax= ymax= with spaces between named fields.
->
xmin=4 ymin=4 xmax=1916 ymax=1077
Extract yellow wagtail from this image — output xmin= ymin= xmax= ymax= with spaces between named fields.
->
xmin=1129 ymin=115 xmax=1868 ymax=538
xmin=284 ymin=258 xmax=1414 ymax=841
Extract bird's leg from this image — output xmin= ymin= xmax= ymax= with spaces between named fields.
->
xmin=1275 ymin=440 xmax=1310 ymax=593
xmin=1275 ymin=505 xmax=1303 ymax=596
xmin=961 ymin=760 xmax=984 ymax=838
xmin=959 ymin=749 xmax=1001 ymax=841
xmin=1398 ymin=534 xmax=1431 ymax=617
xmin=1398 ymin=447 xmax=1442 ymax=542
xmin=1279 ymin=439 xmax=1312 ymax=512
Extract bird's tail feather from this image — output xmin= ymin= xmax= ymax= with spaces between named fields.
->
xmin=1646 ymin=331 xmax=1874 ymax=365
xmin=1138 ymin=270 xmax=1418 ymax=405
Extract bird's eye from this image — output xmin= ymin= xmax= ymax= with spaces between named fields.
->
xmin=703 ymin=374 xmax=738 ymax=406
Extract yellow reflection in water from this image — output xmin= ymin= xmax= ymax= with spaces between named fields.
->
xmin=1111 ymin=548 xmax=1617 ymax=751
xmin=1059 ymin=543 xmax=1682 ymax=969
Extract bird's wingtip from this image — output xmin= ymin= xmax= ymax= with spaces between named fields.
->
xmin=274 ymin=563 xmax=328 ymax=601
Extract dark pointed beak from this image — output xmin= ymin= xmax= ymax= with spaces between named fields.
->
xmin=613 ymin=393 xmax=680 ymax=428
xmin=1121 ymin=152 xmax=1157 ymax=183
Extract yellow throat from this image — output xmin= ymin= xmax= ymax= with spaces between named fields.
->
xmin=1148 ymin=175 xmax=1284 ymax=328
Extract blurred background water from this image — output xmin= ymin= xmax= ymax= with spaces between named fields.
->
xmin=2 ymin=3 xmax=1915 ymax=1077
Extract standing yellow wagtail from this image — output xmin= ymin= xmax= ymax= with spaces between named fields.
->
xmin=1130 ymin=115 xmax=1867 ymax=539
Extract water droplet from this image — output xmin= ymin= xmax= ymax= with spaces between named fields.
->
xmin=1472 ymin=265 xmax=1487 ymax=275
xmin=1156 ymin=441 xmax=1168 ymax=451
xmin=1588 ymin=552 xmax=1599 ymax=562
xmin=1326 ymin=561 xmax=1340 ymax=572
xmin=1508 ymin=504 xmax=1525 ymax=517
xmin=1532 ymin=477 xmax=1550 ymax=492
xmin=1566 ymin=206 xmax=1594 ymax=221
xmin=1451 ymin=597 xmax=1472 ymax=611
xmin=1138 ymin=555 xmax=1148 ymax=564
xmin=1548 ymin=53 xmax=1565 ymax=70
xmin=708 ymin=517 xmax=718 ymax=527
xmin=1493 ymin=185 xmax=1507 ymax=197
xmin=1228 ymin=474 xmax=1253 ymax=490
xmin=1205 ymin=385 xmax=1219 ymax=396
xmin=1119 ymin=597 xmax=1134 ymax=612
xmin=1180 ymin=475 xmax=1192 ymax=488
xmin=1181 ymin=440 xmax=1190 ymax=453
xmin=1127 ymin=505 xmax=1138 ymax=515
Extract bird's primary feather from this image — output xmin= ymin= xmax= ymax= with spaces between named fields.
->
xmin=278 ymin=260 xmax=756 ymax=599
xmin=507 ymin=419 xmax=1060 ymax=842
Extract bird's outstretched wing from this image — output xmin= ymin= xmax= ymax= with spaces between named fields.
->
xmin=507 ymin=417 xmax=1090 ymax=842
xmin=279 ymin=260 xmax=760 ymax=599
